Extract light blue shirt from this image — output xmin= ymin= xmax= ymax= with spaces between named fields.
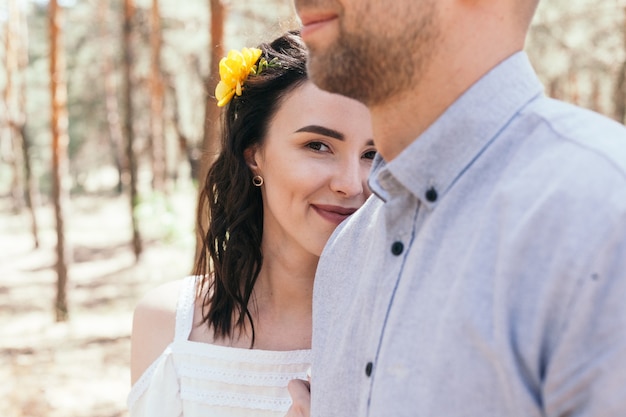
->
xmin=311 ymin=52 xmax=626 ymax=417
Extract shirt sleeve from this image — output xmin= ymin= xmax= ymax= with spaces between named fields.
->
xmin=543 ymin=216 xmax=626 ymax=417
xmin=128 ymin=348 xmax=183 ymax=417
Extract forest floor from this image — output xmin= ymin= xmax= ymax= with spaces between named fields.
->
xmin=0 ymin=189 xmax=197 ymax=417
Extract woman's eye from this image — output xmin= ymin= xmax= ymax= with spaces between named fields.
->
xmin=363 ymin=150 xmax=377 ymax=160
xmin=307 ymin=142 xmax=329 ymax=152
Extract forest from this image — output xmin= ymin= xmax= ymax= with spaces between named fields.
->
xmin=0 ymin=0 xmax=623 ymax=415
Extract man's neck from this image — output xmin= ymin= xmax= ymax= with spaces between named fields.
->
xmin=370 ymin=12 xmax=525 ymax=162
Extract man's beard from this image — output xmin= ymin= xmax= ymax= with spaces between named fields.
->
xmin=306 ymin=6 xmax=439 ymax=107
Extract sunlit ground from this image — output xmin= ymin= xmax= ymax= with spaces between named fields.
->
xmin=0 ymin=188 xmax=196 ymax=417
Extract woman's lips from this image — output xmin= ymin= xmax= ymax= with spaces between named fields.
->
xmin=312 ymin=204 xmax=357 ymax=225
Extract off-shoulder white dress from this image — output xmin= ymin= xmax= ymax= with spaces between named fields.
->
xmin=128 ymin=276 xmax=311 ymax=417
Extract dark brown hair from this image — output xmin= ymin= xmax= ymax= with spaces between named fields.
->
xmin=193 ymin=31 xmax=308 ymax=346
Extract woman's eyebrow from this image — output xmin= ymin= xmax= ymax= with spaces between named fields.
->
xmin=294 ymin=125 xmax=344 ymax=140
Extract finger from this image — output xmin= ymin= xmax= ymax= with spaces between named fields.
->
xmin=288 ymin=378 xmax=311 ymax=394
xmin=286 ymin=379 xmax=311 ymax=417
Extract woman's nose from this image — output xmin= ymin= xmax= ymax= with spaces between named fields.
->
xmin=329 ymin=159 xmax=365 ymax=197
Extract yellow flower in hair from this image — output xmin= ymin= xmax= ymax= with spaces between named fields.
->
xmin=215 ymin=47 xmax=263 ymax=107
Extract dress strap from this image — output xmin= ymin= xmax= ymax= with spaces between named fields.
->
xmin=174 ymin=276 xmax=198 ymax=342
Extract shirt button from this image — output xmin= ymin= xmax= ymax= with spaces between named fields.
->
xmin=365 ymin=362 xmax=373 ymax=377
xmin=425 ymin=187 xmax=438 ymax=202
xmin=391 ymin=241 xmax=404 ymax=256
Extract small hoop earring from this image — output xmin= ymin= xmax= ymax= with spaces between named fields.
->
xmin=252 ymin=175 xmax=264 ymax=187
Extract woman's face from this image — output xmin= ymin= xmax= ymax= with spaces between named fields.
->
xmin=247 ymin=81 xmax=375 ymax=258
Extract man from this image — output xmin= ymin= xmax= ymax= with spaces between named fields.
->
xmin=287 ymin=0 xmax=626 ymax=416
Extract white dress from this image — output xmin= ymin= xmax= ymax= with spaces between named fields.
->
xmin=128 ymin=276 xmax=311 ymax=417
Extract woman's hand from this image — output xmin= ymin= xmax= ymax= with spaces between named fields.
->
xmin=284 ymin=379 xmax=311 ymax=417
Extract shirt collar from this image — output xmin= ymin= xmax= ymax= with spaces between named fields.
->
xmin=369 ymin=51 xmax=544 ymax=208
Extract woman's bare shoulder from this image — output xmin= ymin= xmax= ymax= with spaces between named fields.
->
xmin=129 ymin=279 xmax=187 ymax=385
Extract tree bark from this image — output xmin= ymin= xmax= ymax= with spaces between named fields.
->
xmin=615 ymin=61 xmax=626 ymax=123
xmin=99 ymin=0 xmax=125 ymax=194
xmin=196 ymin=0 xmax=225 ymax=262
xmin=615 ymin=6 xmax=626 ymax=124
xmin=150 ymin=0 xmax=166 ymax=192
xmin=49 ymin=0 xmax=71 ymax=322
xmin=568 ymin=70 xmax=579 ymax=105
xmin=166 ymin=76 xmax=201 ymax=181
xmin=21 ymin=128 xmax=40 ymax=249
xmin=17 ymin=0 xmax=40 ymax=248
xmin=4 ymin=0 xmax=24 ymax=214
xmin=201 ymin=0 xmax=225 ymax=172
xmin=590 ymin=75 xmax=602 ymax=115
xmin=123 ymin=0 xmax=143 ymax=260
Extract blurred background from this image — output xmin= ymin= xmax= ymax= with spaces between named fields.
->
xmin=0 ymin=0 xmax=623 ymax=415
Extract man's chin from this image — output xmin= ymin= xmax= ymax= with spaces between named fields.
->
xmin=305 ymin=58 xmax=338 ymax=94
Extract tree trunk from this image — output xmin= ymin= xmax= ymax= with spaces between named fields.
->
xmin=615 ymin=7 xmax=626 ymax=124
xmin=568 ymin=70 xmax=579 ymax=105
xmin=590 ymin=75 xmax=602 ymax=115
xmin=21 ymin=127 xmax=40 ymax=249
xmin=4 ymin=0 xmax=24 ymax=214
xmin=615 ymin=61 xmax=626 ymax=123
xmin=150 ymin=0 xmax=166 ymax=192
xmin=166 ymin=75 xmax=201 ymax=181
xmin=195 ymin=0 xmax=225 ymax=262
xmin=201 ymin=0 xmax=225 ymax=172
xmin=123 ymin=0 xmax=142 ymax=260
xmin=17 ymin=0 xmax=40 ymax=248
xmin=99 ymin=0 xmax=125 ymax=195
xmin=49 ymin=0 xmax=71 ymax=322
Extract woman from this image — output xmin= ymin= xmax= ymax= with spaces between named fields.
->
xmin=128 ymin=31 xmax=375 ymax=416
